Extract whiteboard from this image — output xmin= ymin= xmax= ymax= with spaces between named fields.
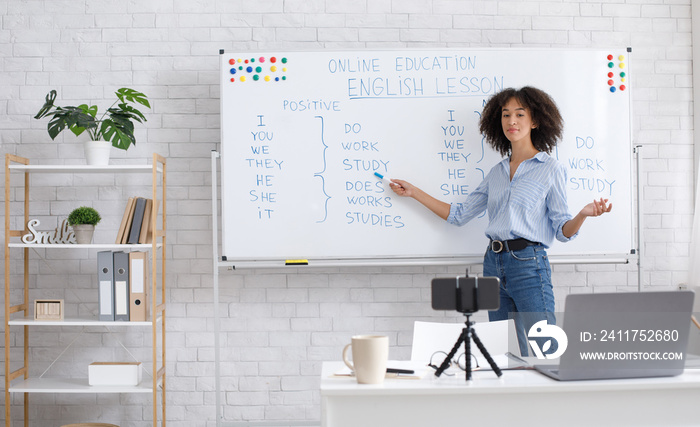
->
xmin=218 ymin=48 xmax=634 ymax=265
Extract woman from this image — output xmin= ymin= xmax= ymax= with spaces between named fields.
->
xmin=390 ymin=86 xmax=612 ymax=356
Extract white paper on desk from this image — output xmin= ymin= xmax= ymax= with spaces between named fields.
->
xmin=474 ymin=353 xmax=530 ymax=371
xmin=432 ymin=353 xmax=530 ymax=375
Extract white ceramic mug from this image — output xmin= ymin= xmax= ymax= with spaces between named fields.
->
xmin=342 ymin=335 xmax=388 ymax=384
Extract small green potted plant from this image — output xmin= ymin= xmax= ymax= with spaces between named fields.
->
xmin=68 ymin=206 xmax=101 ymax=244
xmin=34 ymin=88 xmax=151 ymax=165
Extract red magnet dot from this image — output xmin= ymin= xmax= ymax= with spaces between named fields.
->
xmin=245 ymin=59 xmax=249 ymax=63
xmin=270 ymin=57 xmax=277 ymax=63
xmin=607 ymin=72 xmax=613 ymax=78
xmin=607 ymin=79 xmax=614 ymax=86
xmin=229 ymin=59 xmax=235 ymax=65
xmin=620 ymin=85 xmax=626 ymax=91
xmin=230 ymin=78 xmax=235 ymax=82
xmin=607 ymin=54 xmax=613 ymax=60
xmin=259 ymin=57 xmax=265 ymax=63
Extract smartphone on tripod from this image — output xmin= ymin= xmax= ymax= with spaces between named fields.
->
xmin=431 ymin=276 xmax=500 ymax=313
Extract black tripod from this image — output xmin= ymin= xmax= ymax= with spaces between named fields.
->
xmin=434 ymin=313 xmax=503 ymax=380
xmin=434 ymin=283 xmax=503 ymax=381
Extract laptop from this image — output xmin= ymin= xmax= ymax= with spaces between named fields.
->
xmin=533 ymin=291 xmax=695 ymax=381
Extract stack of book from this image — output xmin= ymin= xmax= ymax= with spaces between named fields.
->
xmin=116 ymin=197 xmax=159 ymax=244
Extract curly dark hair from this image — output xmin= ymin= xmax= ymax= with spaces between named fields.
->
xmin=478 ymin=86 xmax=563 ymax=156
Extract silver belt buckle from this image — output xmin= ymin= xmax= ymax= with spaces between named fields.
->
xmin=491 ymin=240 xmax=504 ymax=253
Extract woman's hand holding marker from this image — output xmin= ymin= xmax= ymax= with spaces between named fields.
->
xmin=388 ymin=179 xmax=412 ymax=197
xmin=375 ymin=172 xmax=410 ymax=195
xmin=388 ymin=178 xmax=450 ymax=220
xmin=376 ymin=172 xmax=416 ymax=202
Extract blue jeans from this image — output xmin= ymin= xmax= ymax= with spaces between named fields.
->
xmin=483 ymin=244 xmax=556 ymax=356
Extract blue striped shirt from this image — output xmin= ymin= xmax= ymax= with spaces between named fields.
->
xmin=447 ymin=152 xmax=575 ymax=248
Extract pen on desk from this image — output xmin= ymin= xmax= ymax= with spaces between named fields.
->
xmin=386 ymin=368 xmax=414 ymax=375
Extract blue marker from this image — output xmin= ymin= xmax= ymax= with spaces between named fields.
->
xmin=374 ymin=172 xmax=391 ymax=180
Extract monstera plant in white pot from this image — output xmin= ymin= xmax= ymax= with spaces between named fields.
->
xmin=34 ymin=88 xmax=151 ymax=165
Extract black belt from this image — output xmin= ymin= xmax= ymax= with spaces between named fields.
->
xmin=489 ymin=238 xmax=539 ymax=253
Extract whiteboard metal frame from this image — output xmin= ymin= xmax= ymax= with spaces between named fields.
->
xmin=218 ymin=48 xmax=638 ymax=265
xmin=212 ymin=151 xmax=223 ymax=426
xmin=635 ymin=145 xmax=644 ymax=291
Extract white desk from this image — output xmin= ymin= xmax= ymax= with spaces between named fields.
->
xmin=321 ymin=361 xmax=700 ymax=427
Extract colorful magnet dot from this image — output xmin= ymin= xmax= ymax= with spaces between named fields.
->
xmin=607 ymin=72 xmax=613 ymax=78
xmin=610 ymin=86 xmax=616 ymax=93
xmin=620 ymin=72 xmax=626 ymax=78
xmin=607 ymin=79 xmax=614 ymax=86
xmin=607 ymin=54 xmax=613 ymax=60
xmin=608 ymin=62 xmax=614 ymax=68
xmin=619 ymin=55 xmax=625 ymax=61
xmin=227 ymin=55 xmax=290 ymax=83
xmin=620 ymin=85 xmax=626 ymax=91
xmin=621 ymin=77 xmax=626 ymax=82
xmin=619 ymin=63 xmax=625 ymax=69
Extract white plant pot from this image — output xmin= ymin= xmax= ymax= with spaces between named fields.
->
xmin=72 ymin=224 xmax=95 ymax=244
xmin=84 ymin=140 xmax=112 ymax=166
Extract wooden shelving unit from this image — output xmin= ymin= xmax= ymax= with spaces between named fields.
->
xmin=4 ymin=153 xmax=167 ymax=426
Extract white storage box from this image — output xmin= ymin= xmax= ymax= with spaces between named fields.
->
xmin=88 ymin=362 xmax=142 ymax=386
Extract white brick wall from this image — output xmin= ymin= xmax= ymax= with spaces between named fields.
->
xmin=0 ymin=0 xmax=694 ymax=425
